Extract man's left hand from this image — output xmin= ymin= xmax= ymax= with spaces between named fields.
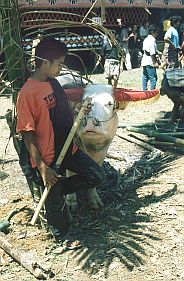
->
xmin=75 ymin=101 xmax=93 ymax=115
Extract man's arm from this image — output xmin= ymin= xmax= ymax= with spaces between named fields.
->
xmin=149 ymin=41 xmax=159 ymax=68
xmin=22 ymin=131 xmax=59 ymax=187
xmin=121 ymin=30 xmax=134 ymax=43
xmin=164 ymin=29 xmax=175 ymax=49
xmin=151 ymin=54 xmax=159 ymax=68
xmin=164 ymin=36 xmax=175 ymax=49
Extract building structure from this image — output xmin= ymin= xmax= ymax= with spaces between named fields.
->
xmin=17 ymin=0 xmax=184 ymax=71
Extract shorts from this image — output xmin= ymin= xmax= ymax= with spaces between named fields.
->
xmin=104 ymin=59 xmax=120 ymax=79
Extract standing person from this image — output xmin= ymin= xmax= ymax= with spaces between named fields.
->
xmin=102 ymin=34 xmax=121 ymax=88
xmin=161 ymin=15 xmax=181 ymax=69
xmin=30 ymin=30 xmax=45 ymax=70
xmin=139 ymin=20 xmax=150 ymax=46
xmin=119 ymin=23 xmax=133 ymax=70
xmin=160 ymin=9 xmax=171 ymax=38
xmin=141 ymin=24 xmax=159 ymax=90
xmin=160 ymin=44 xmax=184 ymax=124
xmin=128 ymin=24 xmax=142 ymax=68
xmin=16 ymin=38 xmax=106 ymax=242
xmin=163 ymin=18 xmax=171 ymax=33
xmin=179 ymin=22 xmax=184 ymax=68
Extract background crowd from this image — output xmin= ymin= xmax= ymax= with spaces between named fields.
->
xmin=102 ymin=15 xmax=184 ymax=91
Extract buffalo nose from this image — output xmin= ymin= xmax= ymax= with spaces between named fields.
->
xmin=92 ymin=117 xmax=101 ymax=127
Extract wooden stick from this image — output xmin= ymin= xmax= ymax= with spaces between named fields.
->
xmin=0 ymin=232 xmax=54 ymax=279
xmin=106 ymin=152 xmax=125 ymax=161
xmin=31 ymin=97 xmax=92 ymax=225
xmin=81 ymin=0 xmax=98 ymax=23
xmin=116 ymin=133 xmax=162 ymax=155
xmin=118 ymin=122 xmax=166 ymax=129
xmin=126 ymin=126 xmax=184 ymax=145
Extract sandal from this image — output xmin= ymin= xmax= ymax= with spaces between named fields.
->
xmin=63 ymin=239 xmax=82 ymax=250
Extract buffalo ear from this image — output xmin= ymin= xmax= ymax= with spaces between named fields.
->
xmin=114 ymin=101 xmax=119 ymax=110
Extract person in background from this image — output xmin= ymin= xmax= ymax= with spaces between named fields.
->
xmin=179 ymin=22 xmax=184 ymax=68
xmin=139 ymin=20 xmax=150 ymax=46
xmin=163 ymin=18 xmax=171 ymax=33
xmin=160 ymin=44 xmax=184 ymax=124
xmin=160 ymin=9 xmax=171 ymax=37
xmin=28 ymin=30 xmax=45 ymax=72
xmin=119 ymin=23 xmax=133 ymax=70
xmin=102 ymin=33 xmax=121 ymax=88
xmin=141 ymin=24 xmax=159 ymax=91
xmin=179 ymin=22 xmax=184 ymax=46
xmin=161 ymin=15 xmax=181 ymax=69
xmin=128 ymin=24 xmax=142 ymax=68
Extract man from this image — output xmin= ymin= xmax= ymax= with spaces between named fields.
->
xmin=139 ymin=20 xmax=150 ymax=47
xmin=102 ymin=33 xmax=121 ymax=88
xmin=119 ymin=23 xmax=133 ymax=70
xmin=162 ymin=15 xmax=181 ymax=69
xmin=141 ymin=24 xmax=159 ymax=90
xmin=160 ymin=44 xmax=184 ymax=124
xmin=16 ymin=38 xmax=106 ymax=242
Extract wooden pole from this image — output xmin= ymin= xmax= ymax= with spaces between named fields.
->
xmin=126 ymin=126 xmax=184 ymax=145
xmin=31 ymin=97 xmax=92 ymax=225
xmin=116 ymin=133 xmax=162 ymax=155
xmin=0 ymin=232 xmax=54 ymax=279
xmin=81 ymin=0 xmax=98 ymax=23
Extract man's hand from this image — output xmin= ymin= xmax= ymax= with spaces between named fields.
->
xmin=75 ymin=101 xmax=93 ymax=116
xmin=170 ymin=42 xmax=175 ymax=49
xmin=154 ymin=62 xmax=159 ymax=68
xmin=38 ymin=163 xmax=60 ymax=187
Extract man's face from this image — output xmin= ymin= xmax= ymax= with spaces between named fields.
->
xmin=175 ymin=20 xmax=181 ymax=29
xmin=46 ymin=56 xmax=65 ymax=78
xmin=145 ymin=21 xmax=149 ymax=28
xmin=152 ymin=31 xmax=158 ymax=38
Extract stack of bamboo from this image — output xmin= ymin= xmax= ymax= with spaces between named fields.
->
xmin=118 ymin=117 xmax=184 ymax=150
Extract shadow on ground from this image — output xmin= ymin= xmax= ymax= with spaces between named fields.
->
xmin=57 ymin=151 xmax=180 ymax=277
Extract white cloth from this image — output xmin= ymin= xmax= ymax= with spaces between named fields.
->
xmin=124 ymin=53 xmax=132 ymax=70
xmin=141 ymin=35 xmax=157 ymax=67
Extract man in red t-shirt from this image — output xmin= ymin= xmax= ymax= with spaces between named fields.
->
xmin=16 ymin=38 xmax=106 ymax=241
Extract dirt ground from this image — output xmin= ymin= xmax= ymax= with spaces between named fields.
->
xmin=0 ymin=68 xmax=184 ymax=281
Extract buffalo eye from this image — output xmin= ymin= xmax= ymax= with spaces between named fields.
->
xmin=107 ymin=101 xmax=113 ymax=106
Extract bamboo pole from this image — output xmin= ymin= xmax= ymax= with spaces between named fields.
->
xmin=126 ymin=126 xmax=184 ymax=145
xmin=81 ymin=0 xmax=98 ymax=23
xmin=31 ymin=97 xmax=92 ymax=225
xmin=149 ymin=140 xmax=177 ymax=146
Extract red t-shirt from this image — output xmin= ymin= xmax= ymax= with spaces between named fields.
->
xmin=16 ymin=78 xmax=77 ymax=167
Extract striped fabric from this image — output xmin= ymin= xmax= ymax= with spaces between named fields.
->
xmin=165 ymin=68 xmax=184 ymax=87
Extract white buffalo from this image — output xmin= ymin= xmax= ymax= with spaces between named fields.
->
xmin=57 ymin=72 xmax=159 ymax=211
xmin=67 ymin=84 xmax=118 ymax=210
xmin=57 ymin=73 xmax=118 ymax=210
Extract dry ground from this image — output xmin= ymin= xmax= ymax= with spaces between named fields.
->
xmin=0 ymin=68 xmax=184 ymax=281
